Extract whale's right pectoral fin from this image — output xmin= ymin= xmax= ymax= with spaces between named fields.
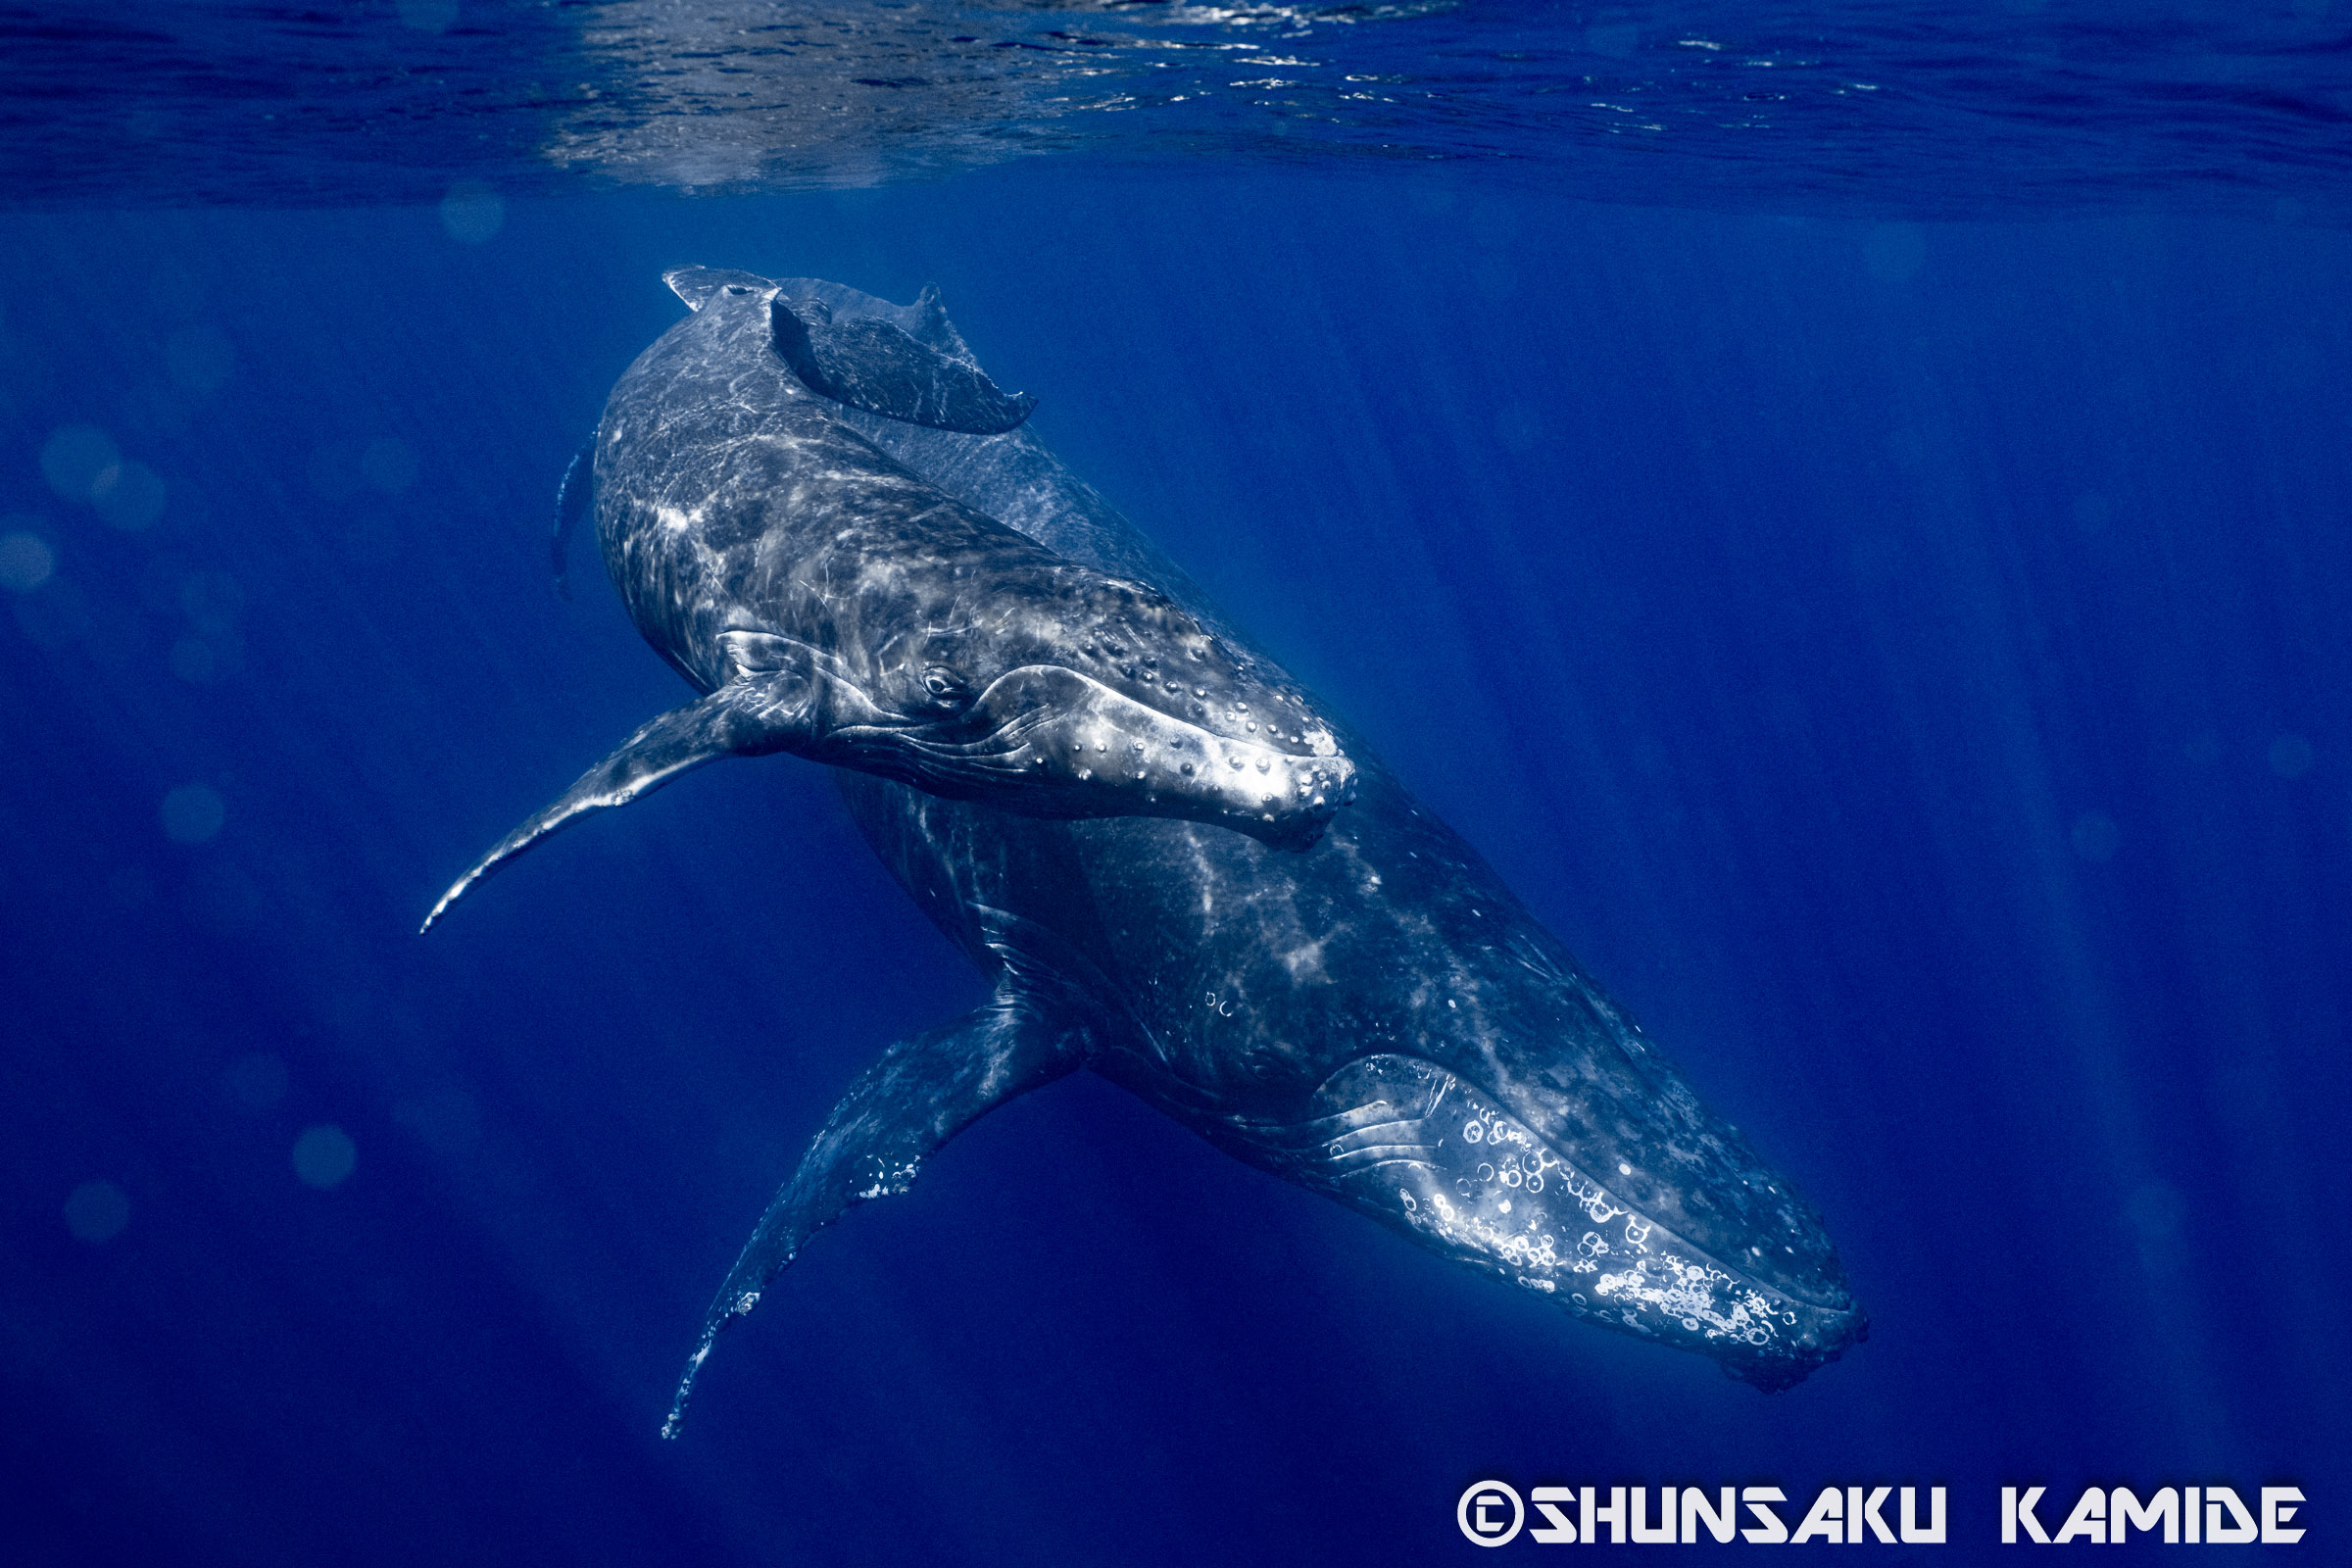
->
xmin=662 ymin=990 xmax=1087 ymax=1438
xmin=420 ymin=664 xmax=815 ymax=932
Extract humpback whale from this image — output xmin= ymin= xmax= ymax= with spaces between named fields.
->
xmin=625 ymin=273 xmax=1867 ymax=1433
xmin=423 ymin=267 xmax=1356 ymax=929
xmin=430 ymin=266 xmax=1865 ymax=1429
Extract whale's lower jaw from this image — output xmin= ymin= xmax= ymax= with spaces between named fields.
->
xmin=1239 ymin=1054 xmax=1867 ymax=1391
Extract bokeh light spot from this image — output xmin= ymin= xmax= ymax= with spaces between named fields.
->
xmin=161 ymin=783 xmax=225 ymax=845
xmin=0 ymin=529 xmax=54 ymax=592
xmin=440 ymin=181 xmax=506 ymax=245
xmin=91 ymin=460 xmax=168 ymax=531
xmin=2268 ymin=732 xmax=2314 ymax=778
xmin=40 ymin=424 xmax=120 ymax=501
xmin=292 ymin=1125 xmax=357 ymax=1189
xmin=64 ymin=1180 xmax=129 ymax=1245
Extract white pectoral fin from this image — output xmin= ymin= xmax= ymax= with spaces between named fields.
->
xmin=662 ymin=991 xmax=1086 ymax=1438
xmin=420 ymin=669 xmax=813 ymax=931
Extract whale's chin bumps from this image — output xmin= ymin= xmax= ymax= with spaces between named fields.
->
xmin=837 ymin=664 xmax=1360 ymax=851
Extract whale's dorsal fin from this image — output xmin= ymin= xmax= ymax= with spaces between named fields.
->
xmin=662 ymin=988 xmax=1087 ymax=1438
xmin=771 ymin=294 xmax=1036 ymax=435
xmin=664 ymin=266 xmax=774 ymax=312
xmin=910 ymin=282 xmax=976 ymax=362
xmin=420 ymin=657 xmax=817 ymax=931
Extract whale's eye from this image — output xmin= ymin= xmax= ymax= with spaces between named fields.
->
xmin=922 ymin=664 xmax=974 ymax=711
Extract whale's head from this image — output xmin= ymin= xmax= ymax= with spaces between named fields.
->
xmin=644 ymin=265 xmax=1357 ymax=852
xmin=763 ymin=560 xmax=1357 ymax=852
xmin=1242 ymin=1027 xmax=1865 ymax=1390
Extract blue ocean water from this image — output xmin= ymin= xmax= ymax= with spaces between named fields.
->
xmin=3 ymin=5 xmax=2350 ymax=1563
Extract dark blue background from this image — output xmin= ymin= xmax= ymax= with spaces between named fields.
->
xmin=2 ymin=172 xmax=2346 ymax=1560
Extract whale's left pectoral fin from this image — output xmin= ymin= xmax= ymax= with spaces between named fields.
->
xmin=420 ymin=666 xmax=814 ymax=931
xmin=662 ymin=991 xmax=1086 ymax=1438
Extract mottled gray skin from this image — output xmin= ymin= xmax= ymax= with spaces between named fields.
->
xmin=662 ymin=278 xmax=1865 ymax=1434
xmin=423 ymin=268 xmax=1354 ymax=929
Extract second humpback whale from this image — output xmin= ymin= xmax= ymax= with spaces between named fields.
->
xmin=424 ymin=267 xmax=1356 ymax=929
xmin=614 ymin=272 xmax=1868 ymax=1432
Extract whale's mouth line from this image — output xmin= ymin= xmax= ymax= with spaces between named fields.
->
xmin=830 ymin=668 xmax=1354 ymax=815
xmin=815 ymin=662 xmax=1357 ymax=849
xmin=842 ymin=664 xmax=1331 ymax=764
